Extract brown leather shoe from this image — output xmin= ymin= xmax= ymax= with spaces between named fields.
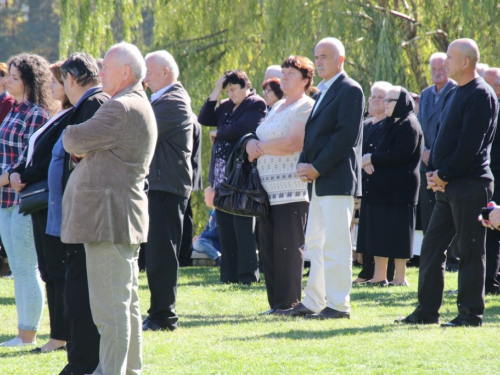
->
xmin=274 ymin=302 xmax=315 ymax=317
xmin=305 ymin=307 xmax=350 ymax=320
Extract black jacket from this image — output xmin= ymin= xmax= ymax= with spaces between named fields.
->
xmin=148 ymin=82 xmax=194 ymax=198
xmin=299 ymin=72 xmax=365 ymax=197
xmin=62 ymin=89 xmax=110 ymax=189
xmin=198 ymin=90 xmax=266 ymax=185
xmin=191 ymin=118 xmax=203 ymax=192
xmin=366 ymin=88 xmax=423 ymax=206
xmin=12 ymin=109 xmax=73 ymax=183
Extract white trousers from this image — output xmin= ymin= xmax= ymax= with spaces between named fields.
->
xmin=302 ymin=187 xmax=354 ymax=313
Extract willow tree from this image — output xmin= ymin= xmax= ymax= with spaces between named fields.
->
xmin=59 ymin=0 xmax=500 ymax=231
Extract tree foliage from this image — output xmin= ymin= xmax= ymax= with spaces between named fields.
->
xmin=57 ymin=0 xmax=500 ymax=231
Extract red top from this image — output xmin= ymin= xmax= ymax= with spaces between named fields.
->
xmin=0 ymin=92 xmax=15 ymax=124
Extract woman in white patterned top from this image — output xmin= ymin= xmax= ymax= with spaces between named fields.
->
xmin=246 ymin=56 xmax=315 ymax=314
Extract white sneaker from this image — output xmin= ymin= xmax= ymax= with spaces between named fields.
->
xmin=0 ymin=337 xmax=37 ymax=347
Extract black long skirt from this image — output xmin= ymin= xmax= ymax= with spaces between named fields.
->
xmin=357 ymin=202 xmax=416 ymax=259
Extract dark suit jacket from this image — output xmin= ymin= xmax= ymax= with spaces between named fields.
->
xmin=148 ymin=82 xmax=194 ymax=198
xmin=417 ymin=80 xmax=456 ymax=172
xmin=12 ymin=109 xmax=73 ymax=184
xmin=299 ymin=72 xmax=365 ymax=197
xmin=191 ymin=118 xmax=203 ymax=192
xmin=62 ymin=89 xmax=110 ymax=189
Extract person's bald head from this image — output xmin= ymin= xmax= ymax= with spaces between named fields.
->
xmin=314 ymin=37 xmax=345 ymax=81
xmin=483 ymin=68 xmax=500 ymax=98
xmin=445 ymin=38 xmax=480 ymax=84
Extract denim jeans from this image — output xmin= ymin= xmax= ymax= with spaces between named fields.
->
xmin=0 ymin=204 xmax=44 ymax=331
xmin=85 ymin=242 xmax=142 ymax=375
xmin=193 ymin=238 xmax=220 ymax=261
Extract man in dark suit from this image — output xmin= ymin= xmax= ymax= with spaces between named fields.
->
xmin=142 ymin=50 xmax=194 ymax=332
xmin=178 ymin=119 xmax=203 ymax=267
xmin=276 ymin=37 xmax=364 ymax=319
xmin=417 ymin=53 xmax=457 ymax=233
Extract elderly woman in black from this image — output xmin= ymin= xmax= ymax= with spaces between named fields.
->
xmin=358 ymin=86 xmax=423 ymax=286
xmin=198 ymin=70 xmax=266 ymax=284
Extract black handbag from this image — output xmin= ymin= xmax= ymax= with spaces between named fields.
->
xmin=214 ymin=133 xmax=269 ymax=217
xmin=18 ymin=179 xmax=49 ymax=216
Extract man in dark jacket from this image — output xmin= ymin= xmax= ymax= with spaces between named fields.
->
xmin=398 ymin=39 xmax=498 ymax=327
xmin=276 ymin=37 xmax=365 ymax=320
xmin=59 ymin=53 xmax=110 ymax=375
xmin=142 ymin=50 xmax=194 ymax=332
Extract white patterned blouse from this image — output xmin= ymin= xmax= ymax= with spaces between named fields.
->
xmin=256 ymin=95 xmax=314 ymax=205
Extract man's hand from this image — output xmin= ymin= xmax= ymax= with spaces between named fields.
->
xmin=422 ymin=149 xmax=431 ymax=165
xmin=246 ymin=139 xmax=263 ymax=162
xmin=479 ymin=207 xmax=500 ymax=231
xmin=426 ymin=170 xmax=448 ymax=192
xmin=9 ymin=172 xmax=26 ymax=193
xmin=296 ymin=163 xmax=320 ymax=183
xmin=363 ymin=164 xmax=375 ymax=175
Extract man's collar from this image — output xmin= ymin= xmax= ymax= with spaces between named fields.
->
xmin=317 ymin=71 xmax=344 ymax=92
xmin=150 ymin=82 xmax=176 ymax=103
xmin=74 ymin=86 xmax=102 ymax=109
xmin=432 ymin=79 xmax=452 ymax=96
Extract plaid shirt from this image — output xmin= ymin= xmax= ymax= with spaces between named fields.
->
xmin=0 ymin=99 xmax=50 ymax=208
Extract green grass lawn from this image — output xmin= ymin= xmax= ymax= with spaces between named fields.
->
xmin=1 ymin=265 xmax=499 ymax=374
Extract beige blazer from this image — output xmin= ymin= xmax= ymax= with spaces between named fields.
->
xmin=61 ymin=82 xmax=157 ymax=245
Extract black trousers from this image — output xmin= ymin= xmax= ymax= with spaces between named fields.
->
xmin=419 ymin=171 xmax=436 ymax=234
xmin=60 ymin=244 xmax=100 ymax=375
xmin=178 ymin=196 xmax=194 ymax=266
xmin=216 ymin=209 xmax=259 ymax=284
xmin=485 ymin=188 xmax=500 ymax=294
xmin=414 ymin=178 xmax=492 ymax=323
xmin=32 ymin=209 xmax=67 ymax=340
xmin=144 ymin=190 xmax=187 ymax=330
xmin=259 ymin=202 xmax=308 ymax=309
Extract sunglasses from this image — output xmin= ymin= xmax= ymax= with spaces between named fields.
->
xmin=384 ymin=98 xmax=398 ymax=103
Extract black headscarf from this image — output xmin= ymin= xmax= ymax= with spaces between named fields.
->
xmin=387 ymin=87 xmax=415 ymax=122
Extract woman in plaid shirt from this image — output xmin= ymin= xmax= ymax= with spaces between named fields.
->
xmin=0 ymin=54 xmax=57 ymax=347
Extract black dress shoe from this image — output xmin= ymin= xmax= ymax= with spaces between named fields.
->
xmin=305 ymin=307 xmax=350 ymax=320
xmin=30 ymin=345 xmax=66 ymax=354
xmin=441 ymin=316 xmax=482 ymax=327
xmin=395 ymin=314 xmax=439 ymax=325
xmin=260 ymin=309 xmax=277 ymax=315
xmin=274 ymin=302 xmax=315 ymax=317
xmin=142 ymin=320 xmax=176 ymax=332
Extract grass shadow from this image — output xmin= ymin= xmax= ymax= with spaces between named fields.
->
xmin=0 ymin=296 xmax=15 ymax=305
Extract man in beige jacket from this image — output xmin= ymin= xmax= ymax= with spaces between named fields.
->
xmin=62 ymin=42 xmax=157 ymax=375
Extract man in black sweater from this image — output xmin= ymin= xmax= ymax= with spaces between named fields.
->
xmin=397 ymin=39 xmax=498 ymax=327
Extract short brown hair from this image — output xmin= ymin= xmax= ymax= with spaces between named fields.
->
xmin=50 ymin=61 xmax=72 ymax=109
xmin=262 ymin=78 xmax=284 ymax=100
xmin=222 ymin=69 xmax=252 ymax=90
xmin=281 ymin=55 xmax=315 ymax=90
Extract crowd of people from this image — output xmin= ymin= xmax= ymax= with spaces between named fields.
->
xmin=0 ymin=34 xmax=498 ymax=375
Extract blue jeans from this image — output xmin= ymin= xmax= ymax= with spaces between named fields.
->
xmin=193 ymin=238 xmax=220 ymax=261
xmin=0 ymin=205 xmax=44 ymax=331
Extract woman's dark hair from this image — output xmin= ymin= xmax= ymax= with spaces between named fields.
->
xmin=50 ymin=61 xmax=72 ymax=110
xmin=61 ymin=52 xmax=100 ymax=87
xmin=7 ymin=53 xmax=58 ymax=113
xmin=281 ymin=55 xmax=315 ymax=90
xmin=262 ymin=78 xmax=284 ymax=100
xmin=222 ymin=69 xmax=252 ymax=90
xmin=0 ymin=63 xmax=8 ymax=77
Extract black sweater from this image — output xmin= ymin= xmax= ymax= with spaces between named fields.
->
xmin=429 ymin=78 xmax=498 ymax=182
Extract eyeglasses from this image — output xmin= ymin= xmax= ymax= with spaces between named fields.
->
xmin=262 ymin=89 xmax=271 ymax=95
xmin=384 ymin=98 xmax=398 ymax=103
